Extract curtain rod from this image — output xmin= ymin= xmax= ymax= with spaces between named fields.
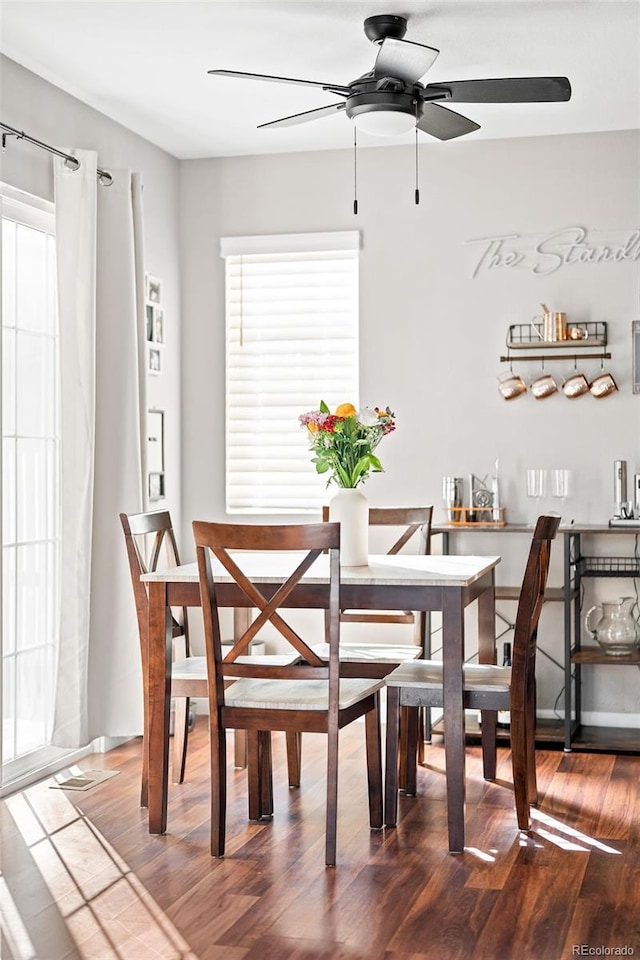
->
xmin=0 ymin=121 xmax=113 ymax=186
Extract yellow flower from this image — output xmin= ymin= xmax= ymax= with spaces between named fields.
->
xmin=335 ymin=402 xmax=357 ymax=418
xmin=307 ymin=422 xmax=319 ymax=432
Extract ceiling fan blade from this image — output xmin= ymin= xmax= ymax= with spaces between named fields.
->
xmin=374 ymin=37 xmax=439 ymax=84
xmin=257 ymin=103 xmax=346 ymax=129
xmin=417 ymin=103 xmax=480 ymax=141
xmin=208 ymin=69 xmax=352 ymax=96
xmin=425 ymin=77 xmax=571 ymax=103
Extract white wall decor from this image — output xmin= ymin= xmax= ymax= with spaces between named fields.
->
xmin=467 ymin=226 xmax=640 ymax=279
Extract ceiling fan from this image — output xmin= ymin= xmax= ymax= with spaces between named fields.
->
xmin=208 ymin=13 xmax=572 ymax=141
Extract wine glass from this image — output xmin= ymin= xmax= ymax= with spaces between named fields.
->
xmin=551 ymin=468 xmax=572 ymax=523
xmin=526 ymin=468 xmax=547 ymax=525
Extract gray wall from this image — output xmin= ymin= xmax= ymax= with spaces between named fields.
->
xmin=179 ymin=131 xmax=640 ymax=723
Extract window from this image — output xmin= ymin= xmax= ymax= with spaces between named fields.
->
xmin=1 ymin=185 xmax=61 ymax=779
xmin=222 ymin=231 xmax=360 ymax=514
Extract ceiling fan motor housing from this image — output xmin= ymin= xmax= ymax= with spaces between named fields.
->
xmin=363 ymin=15 xmax=408 ymax=44
xmin=345 ymin=91 xmax=421 ymax=125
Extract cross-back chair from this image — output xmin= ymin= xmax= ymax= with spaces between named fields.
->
xmin=193 ymin=520 xmax=383 ymax=867
xmin=384 ymin=514 xmax=561 ymax=836
xmin=120 ymin=510 xmax=207 ymax=807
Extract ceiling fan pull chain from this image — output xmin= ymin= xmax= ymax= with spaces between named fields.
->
xmin=414 ymin=103 xmax=420 ymax=205
xmin=353 ymin=127 xmax=358 ymax=215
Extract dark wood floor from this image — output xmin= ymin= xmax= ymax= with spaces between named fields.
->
xmin=1 ymin=716 xmax=639 ymax=960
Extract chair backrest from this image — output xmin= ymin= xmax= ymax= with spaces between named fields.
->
xmin=119 ymin=510 xmax=189 ymax=664
xmin=192 ymin=521 xmax=340 ymax=711
xmin=321 ymin=504 xmax=433 ymax=557
xmin=511 ymin=514 xmax=561 ymax=705
xmin=322 ymin=505 xmax=433 ymax=637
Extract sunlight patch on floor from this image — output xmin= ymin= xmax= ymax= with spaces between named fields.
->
xmin=530 ymin=808 xmax=622 ymax=854
xmin=0 ymin=784 xmax=200 ymax=960
xmin=464 ymin=846 xmax=496 ymax=862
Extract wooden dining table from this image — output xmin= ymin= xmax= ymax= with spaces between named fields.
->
xmin=141 ymin=550 xmax=500 ymax=853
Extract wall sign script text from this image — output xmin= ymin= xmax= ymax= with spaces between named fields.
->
xmin=467 ymin=227 xmax=640 ymax=278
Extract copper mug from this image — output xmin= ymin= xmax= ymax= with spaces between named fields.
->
xmin=563 ymin=372 xmax=590 ymax=398
xmin=568 ymin=325 xmax=589 ymax=341
xmin=498 ymin=372 xmax=527 ymax=400
xmin=590 ymin=371 xmax=618 ymax=398
xmin=531 ymin=372 xmax=558 ymax=399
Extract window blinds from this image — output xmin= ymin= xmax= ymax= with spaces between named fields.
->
xmin=222 ymin=232 xmax=360 ymax=514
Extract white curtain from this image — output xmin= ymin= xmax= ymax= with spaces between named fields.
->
xmin=52 ymin=149 xmax=97 ymax=748
xmin=88 ymin=169 xmax=146 ymax=740
xmin=52 ymin=159 xmax=146 ymax=747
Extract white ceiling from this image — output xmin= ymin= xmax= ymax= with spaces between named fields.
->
xmin=1 ymin=1 xmax=639 ymax=159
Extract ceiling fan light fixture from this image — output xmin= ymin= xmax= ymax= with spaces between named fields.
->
xmin=352 ymin=107 xmax=416 ymax=136
xmin=347 ymin=92 xmax=419 ymax=137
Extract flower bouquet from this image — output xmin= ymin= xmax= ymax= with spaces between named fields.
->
xmin=298 ymin=401 xmax=396 ymax=488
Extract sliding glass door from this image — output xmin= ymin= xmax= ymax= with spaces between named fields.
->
xmin=1 ymin=185 xmax=66 ymax=789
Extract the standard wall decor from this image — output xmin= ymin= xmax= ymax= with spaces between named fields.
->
xmin=467 ymin=226 xmax=640 ymax=279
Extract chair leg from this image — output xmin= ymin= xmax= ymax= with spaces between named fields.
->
xmin=480 ymin=709 xmax=498 ymax=781
xmin=234 ymin=729 xmax=248 ymax=768
xmin=384 ymin=687 xmax=401 ymax=827
xmin=286 ymin=731 xmax=302 ymax=788
xmin=423 ymin=705 xmax=433 ymax=744
xmin=172 ymin=697 xmax=189 ymax=784
xmin=400 ymin=706 xmax=419 ymax=797
xmin=365 ymin=693 xmax=383 ymax=829
xmin=325 ymin=723 xmax=339 ymax=867
xmin=259 ymin=732 xmax=274 ymax=818
xmin=210 ymin=718 xmax=227 ymax=857
xmin=247 ymin=731 xmax=274 ymax=821
xmin=510 ymin=711 xmax=530 ymax=830
xmin=417 ymin=708 xmax=426 ymax=762
xmin=140 ymin=708 xmax=149 ymax=810
xmin=526 ymin=675 xmax=538 ymax=806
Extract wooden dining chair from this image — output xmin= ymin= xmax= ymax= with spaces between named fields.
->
xmin=193 ymin=520 xmax=384 ymax=867
xmin=120 ymin=510 xmax=208 ymax=807
xmin=318 ymin=505 xmax=433 ymax=792
xmin=384 ymin=514 xmax=561 ymax=834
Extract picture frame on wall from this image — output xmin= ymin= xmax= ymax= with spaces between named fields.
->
xmin=146 ymin=274 xmax=162 ymax=304
xmin=146 ymin=303 xmax=154 ymax=341
xmin=153 ymin=308 xmax=164 ymax=344
xmin=148 ymin=345 xmax=162 ymax=375
xmin=148 ymin=472 xmax=165 ymax=502
xmin=147 ymin=409 xmax=164 ymax=474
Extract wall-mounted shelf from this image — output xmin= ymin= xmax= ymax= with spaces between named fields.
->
xmin=506 ymin=321 xmax=607 ymax=349
xmin=500 ymin=321 xmax=610 ymax=363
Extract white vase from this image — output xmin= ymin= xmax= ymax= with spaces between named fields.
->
xmin=329 ymin=487 xmax=369 ymax=566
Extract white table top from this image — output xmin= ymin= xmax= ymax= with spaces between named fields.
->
xmin=142 ymin=552 xmax=500 ymax=588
